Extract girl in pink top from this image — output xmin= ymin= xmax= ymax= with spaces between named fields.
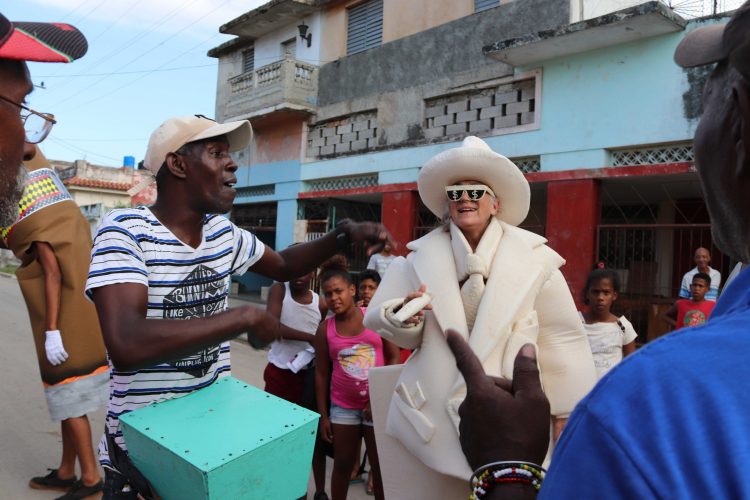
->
xmin=315 ymin=258 xmax=399 ymax=500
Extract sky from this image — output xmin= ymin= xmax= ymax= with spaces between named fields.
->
xmin=6 ymin=0 xmax=267 ymax=167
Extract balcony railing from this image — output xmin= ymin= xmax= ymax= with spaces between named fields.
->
xmin=225 ymin=54 xmax=318 ymax=117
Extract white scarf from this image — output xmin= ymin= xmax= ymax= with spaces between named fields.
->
xmin=450 ymin=218 xmax=503 ymax=332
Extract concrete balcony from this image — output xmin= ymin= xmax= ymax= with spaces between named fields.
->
xmin=224 ymin=55 xmax=318 ymax=119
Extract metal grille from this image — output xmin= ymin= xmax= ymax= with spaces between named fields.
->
xmin=610 ymin=143 xmax=694 ymax=167
xmin=511 ymin=156 xmax=541 ymax=173
xmin=242 ymin=47 xmax=254 ymax=73
xmin=236 ymin=184 xmax=274 ymax=197
xmin=231 ymin=202 xmax=277 ymax=230
xmin=347 ymin=0 xmax=383 ymax=56
xmin=305 ymin=174 xmax=378 ymax=192
xmin=475 ymin=0 xmax=500 ymax=12
xmin=597 ymin=224 xmax=732 ymax=344
xmin=660 ymin=0 xmax=745 ymax=18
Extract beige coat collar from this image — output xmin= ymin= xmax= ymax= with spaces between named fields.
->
xmin=406 ymin=221 xmax=550 ymax=365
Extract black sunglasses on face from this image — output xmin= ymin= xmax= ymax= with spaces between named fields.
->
xmin=445 ymin=184 xmax=495 ymax=202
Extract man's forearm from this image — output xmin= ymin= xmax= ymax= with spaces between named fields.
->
xmin=272 ymin=229 xmax=343 ymax=281
xmin=96 ymin=302 xmax=275 ymax=371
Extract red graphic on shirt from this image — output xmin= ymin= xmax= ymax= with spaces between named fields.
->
xmin=683 ymin=309 xmax=707 ymax=327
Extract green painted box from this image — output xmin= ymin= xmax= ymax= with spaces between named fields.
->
xmin=119 ymin=377 xmax=319 ymax=500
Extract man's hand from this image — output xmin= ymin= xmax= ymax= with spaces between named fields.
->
xmin=44 ymin=330 xmax=69 ymax=366
xmin=339 ymin=219 xmax=392 ymax=256
xmin=445 ymin=329 xmax=550 ymax=470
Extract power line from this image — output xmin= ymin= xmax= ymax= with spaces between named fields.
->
xmin=59 ymin=31 xmax=224 ymax=113
xmin=47 ymin=137 xmax=124 ymax=166
xmin=54 ymin=137 xmax=148 ymax=142
xmin=42 ymin=0 xmax=205 ymax=98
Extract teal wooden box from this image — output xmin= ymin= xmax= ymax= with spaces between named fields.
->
xmin=119 ymin=377 xmax=319 ymax=500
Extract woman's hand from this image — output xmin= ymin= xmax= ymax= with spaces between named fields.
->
xmin=320 ymin=416 xmax=333 ymax=443
xmin=396 ymin=284 xmax=433 ymax=325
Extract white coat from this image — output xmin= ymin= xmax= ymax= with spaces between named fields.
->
xmin=364 ymin=221 xmax=597 ymax=482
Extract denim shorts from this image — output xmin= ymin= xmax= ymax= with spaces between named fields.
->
xmin=329 ymin=402 xmax=373 ymax=426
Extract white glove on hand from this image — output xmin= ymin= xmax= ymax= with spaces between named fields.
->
xmin=45 ymin=330 xmax=69 ymax=366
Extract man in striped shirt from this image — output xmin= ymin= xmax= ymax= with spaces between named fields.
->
xmin=86 ymin=115 xmax=390 ymax=498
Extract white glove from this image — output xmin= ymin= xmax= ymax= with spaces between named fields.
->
xmin=45 ymin=330 xmax=69 ymax=366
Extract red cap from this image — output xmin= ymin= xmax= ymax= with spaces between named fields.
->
xmin=0 ymin=13 xmax=87 ymax=63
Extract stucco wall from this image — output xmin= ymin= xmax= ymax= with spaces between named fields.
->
xmin=318 ymin=0 xmax=569 ymax=107
xmin=303 ymin=14 xmax=719 ymax=182
xmin=253 ymin=115 xmax=306 ymax=164
xmin=311 ymin=0 xmax=568 ymax=150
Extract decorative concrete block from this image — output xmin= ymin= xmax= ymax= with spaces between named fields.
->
xmin=433 ymin=114 xmax=454 ymax=127
xmin=446 ymin=100 xmax=468 ymax=114
xmin=424 ymin=105 xmax=445 ymax=119
xmin=320 ymin=145 xmax=335 ymax=155
xmin=310 ymin=137 xmax=326 ymax=149
xmin=352 ymin=120 xmax=370 ymax=132
xmin=455 ymin=110 xmax=479 ymax=123
xmin=479 ymin=106 xmax=503 ymax=119
xmin=325 ymin=135 xmax=341 ymax=146
xmin=506 ymin=101 xmax=530 ymax=115
xmin=424 ymin=126 xmax=445 ymax=139
xmin=469 ymin=119 xmax=492 ymax=133
xmin=369 ymin=119 xmax=378 ymax=130
xmin=336 ymin=142 xmax=351 ymax=153
xmin=321 ymin=127 xmax=336 ymax=138
xmin=497 ymin=115 xmax=519 ymax=128
xmin=336 ymin=123 xmax=353 ymax=134
xmin=445 ymin=123 xmax=467 ymax=135
xmin=470 ymin=96 xmax=492 ymax=110
xmin=520 ymin=112 xmax=535 ymax=125
xmin=360 ymin=128 xmax=378 ymax=139
xmin=351 ymin=139 xmax=369 ymax=150
xmin=521 ymin=85 xmax=536 ymax=101
xmin=119 ymin=377 xmax=318 ymax=500
xmin=495 ymin=90 xmax=519 ymax=105
xmin=341 ymin=132 xmax=357 ymax=143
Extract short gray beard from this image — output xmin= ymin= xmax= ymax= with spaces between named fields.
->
xmin=0 ymin=166 xmax=27 ymax=228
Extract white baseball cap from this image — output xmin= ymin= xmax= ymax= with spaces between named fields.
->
xmin=143 ymin=115 xmax=252 ymax=174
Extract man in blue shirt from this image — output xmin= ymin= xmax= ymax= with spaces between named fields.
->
xmin=444 ymin=2 xmax=750 ymax=498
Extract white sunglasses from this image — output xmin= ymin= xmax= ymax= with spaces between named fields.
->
xmin=445 ymin=184 xmax=495 ymax=202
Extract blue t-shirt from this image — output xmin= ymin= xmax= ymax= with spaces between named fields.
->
xmin=540 ymin=267 xmax=750 ymax=499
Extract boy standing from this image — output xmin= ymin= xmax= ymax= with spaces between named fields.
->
xmin=663 ymin=273 xmax=715 ymax=330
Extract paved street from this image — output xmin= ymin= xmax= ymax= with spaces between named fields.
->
xmin=0 ymin=275 xmax=369 ymax=499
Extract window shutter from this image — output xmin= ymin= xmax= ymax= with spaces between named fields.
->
xmin=242 ymin=47 xmax=255 ymax=73
xmin=475 ymin=0 xmax=500 ymax=12
xmin=347 ymin=0 xmax=383 ymax=56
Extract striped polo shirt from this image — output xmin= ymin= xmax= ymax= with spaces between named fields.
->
xmin=85 ymin=206 xmax=265 ymax=466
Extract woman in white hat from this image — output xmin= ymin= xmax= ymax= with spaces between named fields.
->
xmin=364 ymin=136 xmax=596 ymax=498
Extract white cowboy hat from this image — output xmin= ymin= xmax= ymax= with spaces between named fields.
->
xmin=418 ymin=136 xmax=530 ymax=226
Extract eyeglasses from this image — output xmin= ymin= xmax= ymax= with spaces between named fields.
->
xmin=445 ymin=184 xmax=495 ymax=202
xmin=0 ymin=94 xmax=56 ymax=144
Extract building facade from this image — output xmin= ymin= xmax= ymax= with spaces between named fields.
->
xmin=210 ymin=0 xmax=735 ymax=341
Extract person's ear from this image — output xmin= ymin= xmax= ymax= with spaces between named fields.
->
xmin=165 ymin=152 xmax=188 ymax=180
xmin=490 ymin=196 xmax=500 ymax=216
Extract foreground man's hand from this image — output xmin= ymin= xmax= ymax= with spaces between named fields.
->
xmin=445 ymin=329 xmax=551 ymax=470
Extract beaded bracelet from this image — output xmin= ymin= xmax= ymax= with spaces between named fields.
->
xmin=469 ymin=461 xmax=546 ymax=499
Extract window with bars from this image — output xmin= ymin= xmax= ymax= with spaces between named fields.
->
xmin=475 ymin=0 xmax=500 ymax=12
xmin=242 ymin=47 xmax=255 ymax=74
xmin=347 ymin=0 xmax=383 ymax=56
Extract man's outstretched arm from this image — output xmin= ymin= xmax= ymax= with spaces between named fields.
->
xmin=250 ymin=220 xmax=390 ymax=282
xmin=93 ymin=283 xmax=306 ymax=371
